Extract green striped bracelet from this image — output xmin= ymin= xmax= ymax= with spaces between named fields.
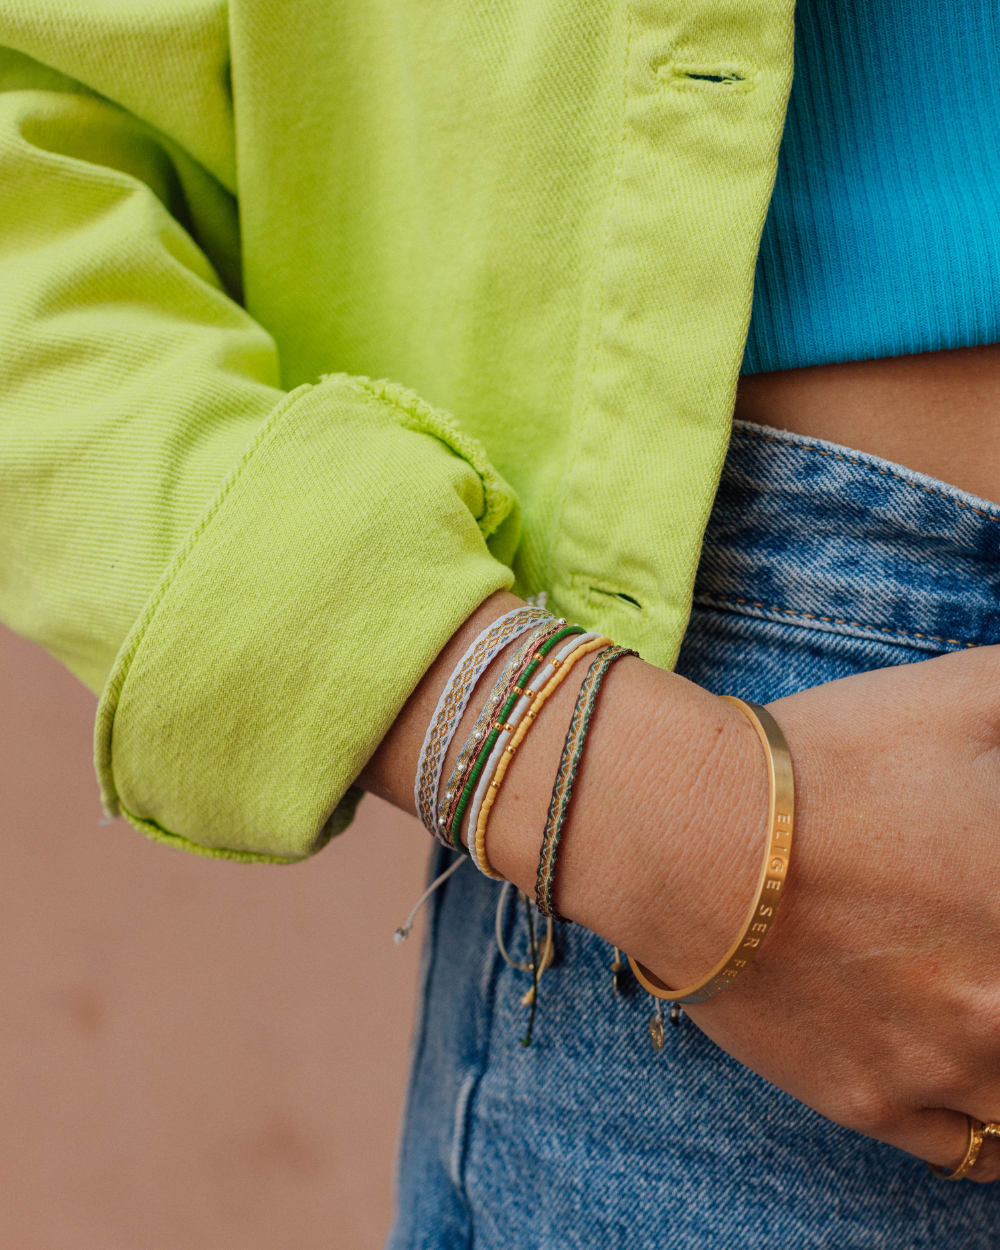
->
xmin=448 ymin=623 xmax=585 ymax=851
xmin=535 ymin=643 xmax=637 ymax=919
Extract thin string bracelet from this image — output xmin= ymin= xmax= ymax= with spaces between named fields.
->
xmin=435 ymin=618 xmax=565 ymax=845
xmin=495 ymin=880 xmax=555 ymax=986
xmin=463 ymin=630 xmax=603 ymax=873
xmin=446 ymin=624 xmax=586 ymax=852
xmin=459 ymin=629 xmax=602 ymax=869
xmin=392 ymin=854 xmax=467 ymax=945
xmin=535 ymin=644 xmax=637 ymax=920
xmin=447 ymin=622 xmax=585 ymax=855
xmin=435 ymin=619 xmax=560 ymax=848
xmin=470 ymin=633 xmax=609 ymax=877
xmin=473 ymin=636 xmax=611 ymax=879
xmin=414 ymin=605 xmax=551 ymax=838
xmin=437 ymin=619 xmax=569 ymax=850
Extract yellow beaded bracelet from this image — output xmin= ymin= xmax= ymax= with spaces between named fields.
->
xmin=473 ymin=636 xmax=611 ymax=879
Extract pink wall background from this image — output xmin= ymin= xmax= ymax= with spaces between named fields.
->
xmin=0 ymin=623 xmax=430 ymax=1249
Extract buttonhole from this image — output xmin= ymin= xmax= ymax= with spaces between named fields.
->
xmin=685 ymin=71 xmax=741 ymax=83
xmin=658 ymin=61 xmax=758 ymax=92
xmin=590 ymin=587 xmax=644 ymax=612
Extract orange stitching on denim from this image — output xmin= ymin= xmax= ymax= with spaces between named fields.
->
xmin=738 ymin=427 xmax=1000 ymax=527
xmin=695 ymin=591 xmax=978 ymax=649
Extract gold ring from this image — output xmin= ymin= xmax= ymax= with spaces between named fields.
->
xmin=927 ymin=1116 xmax=984 ymax=1181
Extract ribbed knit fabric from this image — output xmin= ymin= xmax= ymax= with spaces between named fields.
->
xmin=743 ymin=0 xmax=1000 ymax=374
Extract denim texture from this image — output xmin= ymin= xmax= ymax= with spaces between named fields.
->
xmin=389 ymin=422 xmax=1000 ymax=1249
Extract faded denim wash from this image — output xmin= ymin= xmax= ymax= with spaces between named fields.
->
xmin=389 ymin=422 xmax=1000 ymax=1249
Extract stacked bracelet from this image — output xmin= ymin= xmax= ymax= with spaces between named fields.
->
xmin=536 ymin=643 xmax=637 ymax=919
xmin=472 ymin=635 xmax=611 ymax=878
xmin=435 ymin=617 xmax=566 ymax=844
xmin=444 ymin=624 xmax=587 ymax=852
xmin=458 ymin=627 xmax=594 ymax=866
xmin=413 ymin=604 xmax=551 ymax=839
xmin=408 ymin=618 xmax=799 ymax=1031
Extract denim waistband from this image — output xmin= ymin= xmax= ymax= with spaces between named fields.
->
xmin=693 ymin=421 xmax=1000 ymax=653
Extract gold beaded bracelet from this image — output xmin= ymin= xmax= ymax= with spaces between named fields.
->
xmin=473 ymin=636 xmax=611 ymax=879
xmin=629 ymin=696 xmax=794 ymax=1006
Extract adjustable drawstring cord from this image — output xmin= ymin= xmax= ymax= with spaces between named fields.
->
xmin=393 ymin=855 xmax=467 ymax=945
xmin=396 ymin=860 xmax=677 ymax=1052
xmin=521 ymin=892 xmax=540 ymax=1047
xmin=493 ymin=882 xmax=555 ymax=1046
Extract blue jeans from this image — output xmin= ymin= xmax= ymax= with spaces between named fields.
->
xmin=388 ymin=422 xmax=1000 ymax=1249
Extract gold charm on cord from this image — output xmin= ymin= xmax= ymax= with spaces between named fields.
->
xmin=610 ymin=946 xmax=623 ymax=997
xmin=648 ymin=998 xmax=665 ymax=1052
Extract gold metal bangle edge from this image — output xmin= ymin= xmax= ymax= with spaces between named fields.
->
xmin=628 ymin=696 xmax=794 ymax=1005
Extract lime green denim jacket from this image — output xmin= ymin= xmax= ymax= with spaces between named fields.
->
xmin=0 ymin=1 xmax=794 ymax=861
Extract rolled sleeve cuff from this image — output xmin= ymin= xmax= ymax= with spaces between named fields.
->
xmin=95 ymin=373 xmax=518 ymax=861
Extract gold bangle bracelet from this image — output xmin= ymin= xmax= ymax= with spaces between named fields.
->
xmin=629 ymin=696 xmax=794 ymax=1006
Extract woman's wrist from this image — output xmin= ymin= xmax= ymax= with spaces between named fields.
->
xmin=359 ymin=590 xmax=772 ymax=994
xmin=485 ymin=653 xmax=771 ymax=989
xmin=357 ymin=590 xmax=526 ymax=807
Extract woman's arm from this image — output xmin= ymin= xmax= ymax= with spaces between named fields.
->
xmin=361 ymin=590 xmax=1000 ymax=1182
xmin=0 ymin=46 xmax=516 ymax=860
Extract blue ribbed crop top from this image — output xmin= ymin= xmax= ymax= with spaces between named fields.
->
xmin=742 ymin=0 xmax=1000 ymax=375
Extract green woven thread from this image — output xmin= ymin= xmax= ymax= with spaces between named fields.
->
xmin=535 ymin=645 xmax=637 ymax=918
xmin=447 ymin=624 xmax=584 ymax=850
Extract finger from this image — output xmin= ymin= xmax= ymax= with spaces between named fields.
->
xmin=970 ymin=1136 xmax=1000 ymax=1184
xmin=958 ymin=1104 xmax=1000 ymax=1183
xmin=880 ymin=1108 xmax=996 ymax=1180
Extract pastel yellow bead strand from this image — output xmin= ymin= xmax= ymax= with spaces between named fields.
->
xmin=473 ymin=636 xmax=611 ymax=878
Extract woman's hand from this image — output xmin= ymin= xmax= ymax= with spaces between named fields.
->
xmin=584 ymin=646 xmax=1000 ymax=1182
xmin=361 ymin=592 xmax=1000 ymax=1181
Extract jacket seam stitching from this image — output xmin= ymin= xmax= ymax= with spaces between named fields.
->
xmin=544 ymin=6 xmax=633 ymax=593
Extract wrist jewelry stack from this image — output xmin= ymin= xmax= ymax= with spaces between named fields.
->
xmin=441 ymin=623 xmax=587 ymax=854
xmin=470 ymin=632 xmax=611 ymax=878
xmin=412 ymin=607 xmax=797 ymax=1021
xmin=414 ymin=604 xmax=552 ymax=840
xmin=436 ymin=616 xmax=567 ymax=846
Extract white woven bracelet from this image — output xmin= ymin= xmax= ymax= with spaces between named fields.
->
xmin=413 ymin=605 xmax=551 ymax=837
xmin=435 ymin=618 xmax=563 ymax=845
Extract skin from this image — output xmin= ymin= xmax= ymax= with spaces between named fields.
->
xmin=734 ymin=343 xmax=1000 ymax=505
xmin=362 ymin=343 xmax=1000 ymax=1183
